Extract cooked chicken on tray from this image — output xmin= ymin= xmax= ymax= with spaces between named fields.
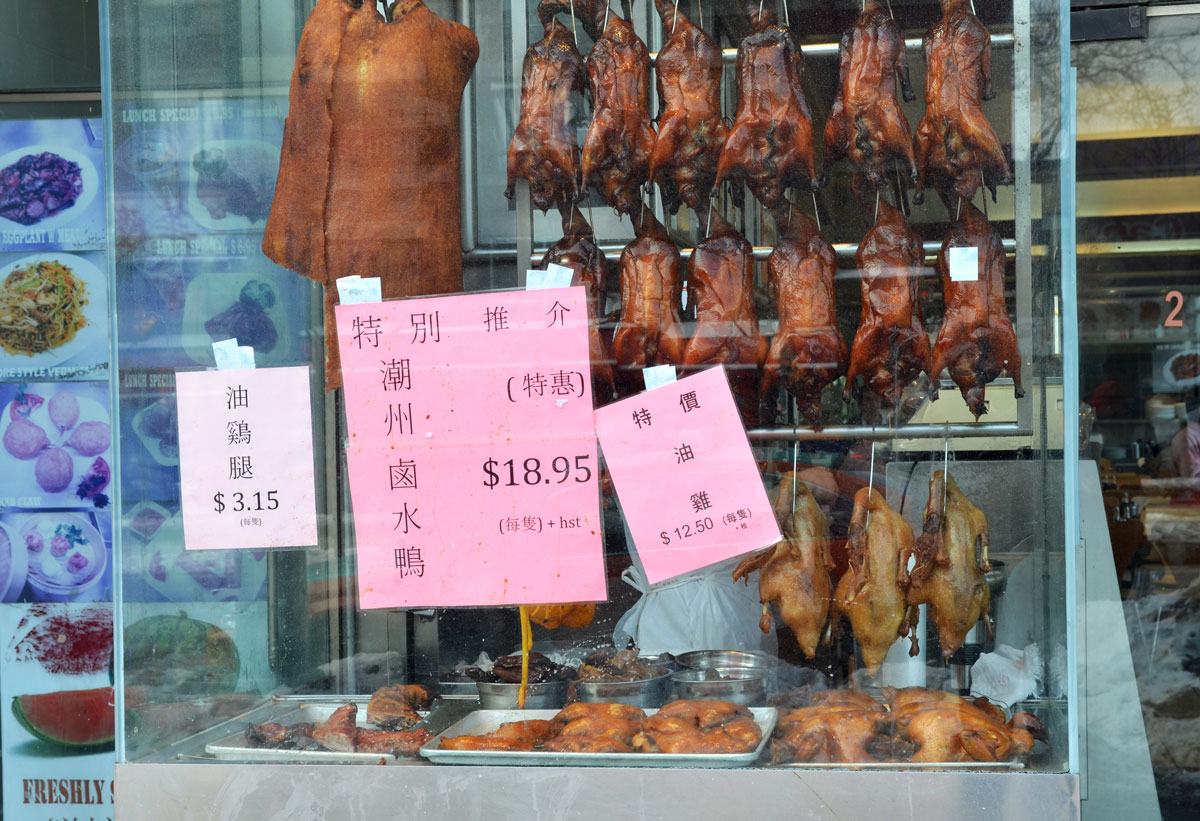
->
xmin=611 ymin=207 xmax=688 ymax=395
xmin=540 ymin=208 xmax=615 ymax=404
xmin=733 ymin=472 xmax=835 ymax=659
xmin=932 ymin=200 xmax=1023 ymax=419
xmin=262 ymin=0 xmax=478 ymax=389
xmin=505 ymin=4 xmax=588 ymax=214
xmin=716 ymin=0 xmax=820 ymax=210
xmin=681 ymin=209 xmax=766 ymax=427
xmin=907 ymin=471 xmax=994 ymax=658
xmin=760 ymin=208 xmax=848 ymax=428
xmin=648 ymin=0 xmax=728 ymax=214
xmin=772 ymin=698 xmax=889 ymax=764
xmin=366 ymin=683 xmax=435 ymax=729
xmin=633 ymin=699 xmax=761 ymax=754
xmin=247 ymin=699 xmax=433 ymax=758
xmin=825 ymin=0 xmax=917 ymax=189
xmin=582 ymin=7 xmax=656 ymax=215
xmin=913 ymin=0 xmax=1012 ymax=205
xmin=844 ymin=194 xmax=934 ymax=409
xmin=833 ymin=487 xmax=919 ymax=677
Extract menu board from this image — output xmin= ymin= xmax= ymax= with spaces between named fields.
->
xmin=336 ymin=287 xmax=606 ymax=609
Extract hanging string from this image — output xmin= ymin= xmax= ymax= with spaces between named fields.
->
xmin=569 ymin=0 xmax=578 ymax=43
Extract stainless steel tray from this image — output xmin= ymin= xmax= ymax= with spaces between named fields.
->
xmin=419 ymin=707 xmax=777 ymax=768
xmin=205 ymin=700 xmax=432 ymax=764
xmin=773 ymin=760 xmax=1024 ymax=770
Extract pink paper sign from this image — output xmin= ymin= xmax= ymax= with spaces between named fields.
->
xmin=594 ymin=366 xmax=781 ymax=584
xmin=335 ymin=287 xmax=606 ymax=610
xmin=176 ymin=366 xmax=319 ymax=550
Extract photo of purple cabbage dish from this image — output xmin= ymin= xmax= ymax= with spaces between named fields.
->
xmin=0 ymin=152 xmax=83 ymax=226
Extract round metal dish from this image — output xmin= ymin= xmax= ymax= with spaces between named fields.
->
xmin=671 ymin=667 xmax=767 ymax=706
xmin=574 ymin=669 xmax=672 ymax=708
xmin=675 ymin=650 xmax=778 ymax=672
xmin=476 ymin=680 xmax=568 ymax=710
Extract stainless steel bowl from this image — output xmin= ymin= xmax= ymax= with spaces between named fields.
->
xmin=675 ymin=650 xmax=778 ymax=672
xmin=476 ymin=680 xmax=568 ymax=710
xmin=670 ymin=667 xmax=767 ymax=706
xmin=574 ymin=669 xmax=672 ymax=708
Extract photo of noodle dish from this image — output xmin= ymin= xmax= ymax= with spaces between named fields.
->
xmin=0 ymin=253 xmax=106 ymax=370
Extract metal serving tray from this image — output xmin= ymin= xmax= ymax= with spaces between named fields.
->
xmin=774 ymin=760 xmax=1024 ymax=770
xmin=419 ymin=707 xmax=777 ymax=768
xmin=205 ymin=700 xmax=432 ymax=764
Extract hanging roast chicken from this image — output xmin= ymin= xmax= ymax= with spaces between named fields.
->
xmin=824 ymin=0 xmax=917 ymax=189
xmin=913 ymin=0 xmax=1012 ymax=205
xmin=505 ymin=4 xmax=588 ymax=214
xmin=932 ymin=200 xmax=1023 ymax=418
xmin=761 ymin=207 xmax=848 ymax=428
xmin=733 ymin=472 xmax=835 ymax=659
xmin=716 ymin=0 xmax=820 ymax=210
xmin=262 ymin=0 xmax=478 ymax=388
xmin=540 ymin=207 xmax=616 ymax=404
xmin=833 ymin=487 xmax=920 ymax=677
xmin=648 ymin=0 xmax=728 ymax=214
xmin=844 ymin=194 xmax=934 ymax=409
xmin=907 ymin=470 xmax=994 ymax=658
xmin=611 ymin=207 xmax=688 ymax=396
xmin=681 ymin=209 xmax=766 ymax=427
xmin=582 ymin=6 xmax=656 ymax=215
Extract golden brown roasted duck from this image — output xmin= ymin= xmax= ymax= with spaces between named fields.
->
xmin=505 ymin=5 xmax=587 ymax=214
xmin=825 ymin=0 xmax=917 ymax=189
xmin=883 ymin=685 xmax=1006 ymax=725
xmin=715 ymin=0 xmax=819 ymax=210
xmin=772 ymin=701 xmax=889 ymax=764
xmin=681 ymin=209 xmax=766 ymax=426
xmin=913 ymin=0 xmax=1012 ymax=204
xmin=761 ymin=208 xmax=848 ymax=427
xmin=906 ymin=471 xmax=993 ymax=658
xmin=733 ymin=472 xmax=835 ymax=659
xmin=932 ymin=200 xmax=1023 ymax=419
xmin=844 ymin=194 xmax=933 ymax=409
xmin=633 ymin=700 xmax=760 ymax=754
xmin=540 ymin=208 xmax=615 ymax=404
xmin=897 ymin=703 xmax=1035 ymax=763
xmin=582 ymin=9 xmax=655 ymax=215
xmin=648 ymin=0 xmax=728 ymax=213
xmin=833 ymin=487 xmax=919 ymax=676
xmin=263 ymin=0 xmax=478 ymax=389
xmin=611 ymin=207 xmax=688 ymax=395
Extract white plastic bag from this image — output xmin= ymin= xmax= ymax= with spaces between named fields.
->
xmin=970 ymin=642 xmax=1042 ymax=706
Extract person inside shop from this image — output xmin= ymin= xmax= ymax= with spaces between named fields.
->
xmin=1170 ymin=403 xmax=1200 ymax=479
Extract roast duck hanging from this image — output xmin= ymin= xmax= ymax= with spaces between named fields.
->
xmin=262 ymin=0 xmax=479 ymax=388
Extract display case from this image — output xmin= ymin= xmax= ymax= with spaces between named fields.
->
xmin=101 ymin=0 xmax=1078 ymax=815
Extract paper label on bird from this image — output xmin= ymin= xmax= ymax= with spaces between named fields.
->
xmin=948 ymin=246 xmax=980 ymax=282
xmin=594 ymin=366 xmax=781 ymax=585
xmin=176 ymin=366 xmax=319 ymax=550
xmin=526 ymin=263 xmax=574 ymax=290
xmin=336 ymin=287 xmax=606 ymax=609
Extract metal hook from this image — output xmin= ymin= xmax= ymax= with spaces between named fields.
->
xmin=874 ymin=191 xmax=880 ymax=223
xmin=865 ymin=440 xmax=877 ymax=531
xmin=706 ymin=195 xmax=715 ymax=236
xmin=885 ymin=0 xmax=895 ymax=18
xmin=956 ymin=196 xmax=962 ymax=222
xmin=604 ymin=2 xmax=611 ymax=32
xmin=791 ymin=439 xmax=799 ymax=515
xmin=783 ymin=0 xmax=790 ymax=27
xmin=569 ymin=0 xmax=578 ymax=43
xmin=811 ymin=190 xmax=821 ymax=232
xmin=673 ymin=0 xmax=679 ymax=35
xmin=941 ymin=423 xmax=950 ymax=517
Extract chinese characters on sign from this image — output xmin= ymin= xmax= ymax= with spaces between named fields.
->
xmin=176 ymin=367 xmax=319 ymax=550
xmin=594 ymin=366 xmax=781 ymax=584
xmin=336 ymin=287 xmax=605 ymax=609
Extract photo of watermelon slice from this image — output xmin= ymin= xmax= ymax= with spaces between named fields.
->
xmin=11 ymin=685 xmax=114 ymax=750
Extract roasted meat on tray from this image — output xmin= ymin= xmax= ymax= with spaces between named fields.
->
xmin=365 ymin=683 xmax=434 ymax=730
xmin=581 ymin=8 xmax=655 ymax=215
xmin=611 ymin=207 xmax=688 ymax=395
xmin=648 ymin=0 xmax=728 ymax=213
xmin=771 ymin=699 xmax=889 ymax=764
xmin=261 ymin=0 xmax=479 ymax=389
xmin=824 ymin=0 xmax=917 ymax=189
xmin=906 ymin=471 xmax=994 ymax=658
xmin=716 ymin=0 xmax=820 ymax=210
xmin=760 ymin=208 xmax=848 ymax=428
xmin=913 ymin=0 xmax=1012 ymax=205
xmin=733 ymin=472 xmax=835 ymax=659
xmin=681 ymin=209 xmax=766 ymax=427
xmin=844 ymin=194 xmax=933 ymax=410
xmin=505 ymin=4 xmax=588 ymax=214
xmin=633 ymin=699 xmax=760 ymax=754
xmin=931 ymin=200 xmax=1023 ymax=418
xmin=833 ymin=487 xmax=919 ymax=677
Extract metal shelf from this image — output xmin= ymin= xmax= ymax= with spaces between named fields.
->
xmin=648 ymin=33 xmax=1015 ymax=65
xmin=746 ymin=422 xmax=1032 ymax=441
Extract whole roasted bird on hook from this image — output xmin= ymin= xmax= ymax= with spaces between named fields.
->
xmin=262 ymin=0 xmax=478 ymax=389
xmin=932 ymin=200 xmax=1023 ymax=419
xmin=733 ymin=471 xmax=835 ymax=660
xmin=760 ymin=207 xmax=848 ymax=428
xmin=505 ymin=3 xmax=588 ymax=214
xmin=648 ymin=0 xmax=729 ymax=214
xmin=716 ymin=0 xmax=820 ymax=210
xmin=913 ymin=0 xmax=1012 ymax=205
xmin=582 ymin=6 xmax=656 ymax=215
xmin=824 ymin=0 xmax=917 ymax=189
